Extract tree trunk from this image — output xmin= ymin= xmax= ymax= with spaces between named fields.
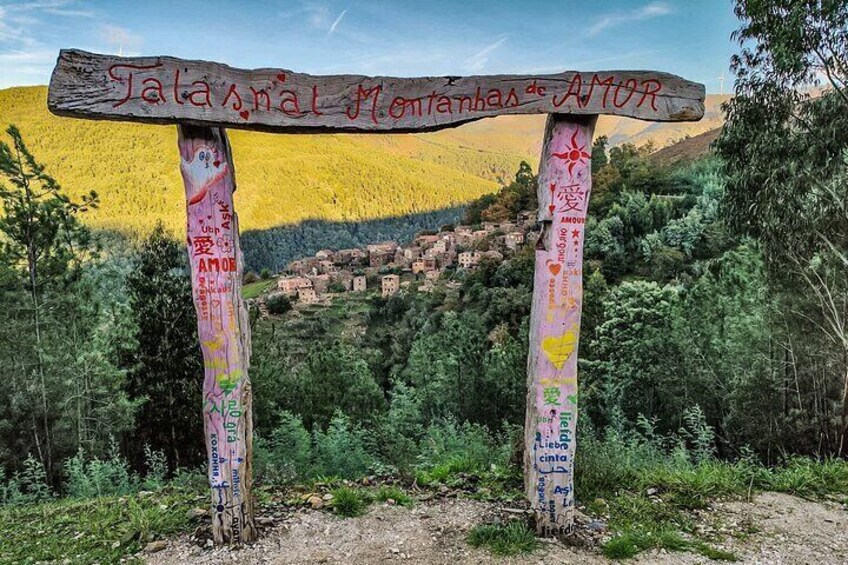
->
xmin=524 ymin=114 xmax=595 ymax=537
xmin=177 ymin=125 xmax=256 ymax=545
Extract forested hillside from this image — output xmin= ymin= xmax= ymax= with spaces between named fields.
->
xmin=0 ymin=87 xmax=726 ymax=241
xmin=0 ymin=86 xmax=524 ymax=237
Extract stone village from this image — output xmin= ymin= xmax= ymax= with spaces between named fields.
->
xmin=256 ymin=210 xmax=537 ymax=310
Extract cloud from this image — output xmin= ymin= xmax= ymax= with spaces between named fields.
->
xmin=464 ymin=36 xmax=507 ymax=72
xmin=588 ymin=2 xmax=673 ymax=37
xmin=328 ymin=8 xmax=347 ymax=35
xmin=100 ymin=24 xmax=143 ymax=56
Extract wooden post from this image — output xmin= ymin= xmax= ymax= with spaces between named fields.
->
xmin=524 ymin=114 xmax=595 ymax=537
xmin=178 ymin=125 xmax=256 ymax=545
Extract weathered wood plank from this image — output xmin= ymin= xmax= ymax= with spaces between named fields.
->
xmin=179 ymin=125 xmax=256 ymax=545
xmin=524 ymin=114 xmax=593 ymax=537
xmin=49 ymin=49 xmax=705 ymax=133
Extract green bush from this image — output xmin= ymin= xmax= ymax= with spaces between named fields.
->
xmin=64 ymin=445 xmax=137 ymax=498
xmin=256 ymin=411 xmax=312 ymax=482
xmin=331 ymin=486 xmax=368 ymax=517
xmin=266 ymin=293 xmax=293 ymax=315
xmin=313 ymin=412 xmax=374 ymax=479
xmin=0 ymin=456 xmax=53 ymax=505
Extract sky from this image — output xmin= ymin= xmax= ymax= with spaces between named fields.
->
xmin=0 ymin=0 xmax=738 ymax=92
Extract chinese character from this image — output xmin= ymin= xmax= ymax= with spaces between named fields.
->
xmin=556 ymin=183 xmax=586 ymax=213
xmin=192 ymin=236 xmax=215 ymax=256
xmin=543 ymin=387 xmax=561 ymax=406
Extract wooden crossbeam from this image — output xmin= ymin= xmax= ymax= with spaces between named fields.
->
xmin=48 ymin=49 xmax=705 ymax=133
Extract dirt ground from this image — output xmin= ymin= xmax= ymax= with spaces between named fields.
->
xmin=145 ymin=492 xmax=847 ymax=565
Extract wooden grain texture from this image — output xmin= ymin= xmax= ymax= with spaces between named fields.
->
xmin=48 ymin=49 xmax=705 ymax=133
xmin=524 ymin=114 xmax=594 ymax=537
xmin=179 ymin=125 xmax=256 ymax=545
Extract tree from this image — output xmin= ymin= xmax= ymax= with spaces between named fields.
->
xmin=117 ymin=224 xmax=204 ymax=470
xmin=0 ymin=125 xmax=98 ymax=477
xmin=266 ymin=293 xmax=292 ymax=315
xmin=715 ymin=0 xmax=848 ymax=454
xmin=591 ymin=135 xmax=609 ymax=173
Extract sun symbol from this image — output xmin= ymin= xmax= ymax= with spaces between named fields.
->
xmin=551 ymin=130 xmax=591 ymax=176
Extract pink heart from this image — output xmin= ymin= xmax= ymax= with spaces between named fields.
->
xmin=181 ymin=145 xmax=228 ymax=205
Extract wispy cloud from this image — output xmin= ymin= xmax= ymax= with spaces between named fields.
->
xmin=588 ymin=2 xmax=673 ymax=37
xmin=100 ymin=24 xmax=143 ymax=56
xmin=464 ymin=35 xmax=507 ymax=72
xmin=328 ymin=8 xmax=347 ymax=35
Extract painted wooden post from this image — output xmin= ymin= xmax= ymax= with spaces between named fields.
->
xmin=524 ymin=114 xmax=595 ymax=537
xmin=178 ymin=125 xmax=256 ymax=545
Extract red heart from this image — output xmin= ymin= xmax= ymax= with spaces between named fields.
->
xmin=548 ymin=204 xmax=556 ymax=214
xmin=548 ymin=263 xmax=561 ymax=276
xmin=213 ymin=160 xmax=220 ymax=168
xmin=239 ymin=110 xmax=250 ymax=119
xmin=277 ymin=73 xmax=286 ymax=82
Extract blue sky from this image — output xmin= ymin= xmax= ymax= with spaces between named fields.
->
xmin=0 ymin=0 xmax=738 ymax=91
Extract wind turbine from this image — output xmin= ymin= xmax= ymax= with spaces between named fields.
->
xmin=718 ymin=74 xmax=725 ymax=96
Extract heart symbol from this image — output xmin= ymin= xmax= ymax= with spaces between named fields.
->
xmin=277 ymin=73 xmax=286 ymax=82
xmin=181 ymin=145 xmax=228 ymax=205
xmin=548 ymin=262 xmax=561 ymax=276
xmin=239 ymin=110 xmax=249 ymax=119
xmin=548 ymin=204 xmax=556 ymax=214
xmin=541 ymin=325 xmax=578 ymax=370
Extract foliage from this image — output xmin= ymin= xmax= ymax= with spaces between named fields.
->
xmin=313 ymin=412 xmax=374 ymax=479
xmin=63 ymin=445 xmax=137 ymax=499
xmin=467 ymin=521 xmax=539 ymax=556
xmin=716 ymin=0 xmax=848 ymax=455
xmin=266 ymin=292 xmax=293 ymax=315
xmin=255 ymin=411 xmax=312 ymax=483
xmin=0 ymin=486 xmax=198 ymax=564
xmin=0 ymin=125 xmax=132 ymax=482
xmin=116 ymin=224 xmax=203 ymax=470
xmin=330 ymin=485 xmax=368 ymax=517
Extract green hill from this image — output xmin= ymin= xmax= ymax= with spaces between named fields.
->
xmin=0 ymin=86 xmax=726 ymax=250
xmin=0 ymin=86 xmax=530 ymax=238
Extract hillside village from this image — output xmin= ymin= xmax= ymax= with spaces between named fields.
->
xmin=256 ymin=210 xmax=537 ymax=309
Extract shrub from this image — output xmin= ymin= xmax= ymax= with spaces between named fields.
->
xmin=330 ymin=486 xmax=368 ymax=517
xmin=313 ymin=412 xmax=374 ymax=479
xmin=141 ymin=445 xmax=168 ymax=490
xmin=0 ymin=456 xmax=53 ymax=505
xmin=266 ymin=293 xmax=292 ymax=315
xmin=243 ymin=271 xmax=260 ymax=284
xmin=256 ymin=411 xmax=312 ymax=482
xmin=64 ymin=444 xmax=137 ymax=498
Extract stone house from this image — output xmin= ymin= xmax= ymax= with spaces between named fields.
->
xmin=352 ymin=275 xmax=367 ymax=292
xmin=412 ymin=258 xmax=437 ymax=274
xmin=297 ymin=286 xmax=318 ymax=304
xmin=278 ymin=276 xmax=312 ymax=294
xmin=381 ymin=274 xmax=400 ymax=297
xmin=505 ymin=231 xmax=525 ymax=251
xmin=458 ymin=251 xmax=480 ymax=269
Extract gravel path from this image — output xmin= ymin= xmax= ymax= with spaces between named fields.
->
xmin=145 ymin=492 xmax=847 ymax=565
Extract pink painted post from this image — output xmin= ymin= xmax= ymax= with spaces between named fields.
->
xmin=524 ymin=114 xmax=595 ymax=537
xmin=178 ymin=125 xmax=256 ymax=545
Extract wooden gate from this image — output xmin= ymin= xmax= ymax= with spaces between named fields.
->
xmin=48 ymin=49 xmax=704 ymax=542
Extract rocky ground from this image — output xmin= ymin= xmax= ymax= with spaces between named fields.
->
xmin=144 ymin=492 xmax=847 ymax=565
